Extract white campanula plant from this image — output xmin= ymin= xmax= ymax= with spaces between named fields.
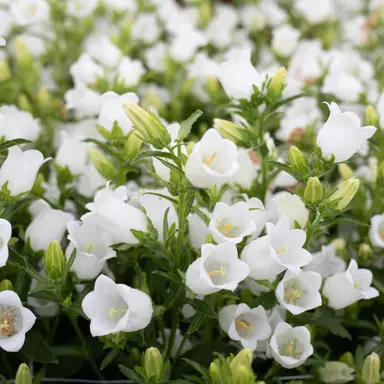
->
xmin=0 ymin=0 xmax=382 ymax=383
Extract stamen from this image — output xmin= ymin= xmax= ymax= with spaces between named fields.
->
xmin=0 ymin=312 xmax=15 ymax=337
xmin=282 ymin=340 xmax=297 ymax=356
xmin=208 ymin=266 xmax=226 ymax=277
xmin=380 ymin=231 xmax=384 ymax=241
xmin=203 ymin=152 xmax=217 ymax=166
xmin=276 ymin=246 xmax=287 ymax=254
xmin=235 ymin=319 xmax=251 ymax=330
xmin=284 ymin=285 xmax=302 ymax=304
xmin=218 ymin=222 xmax=236 ymax=238
xmin=108 ymin=308 xmax=127 ymax=318
xmin=86 ymin=242 xmax=95 ymax=253
xmin=354 ymin=282 xmax=361 ymax=288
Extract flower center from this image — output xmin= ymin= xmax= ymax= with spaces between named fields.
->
xmin=280 ymin=340 xmax=297 ymax=357
xmin=0 ymin=312 xmax=16 ymax=338
xmin=275 ymin=246 xmax=287 ymax=254
xmin=203 ymin=152 xmax=217 ymax=166
xmin=235 ymin=319 xmax=251 ymax=330
xmin=86 ymin=242 xmax=95 ymax=253
xmin=108 ymin=308 xmax=127 ymax=319
xmin=208 ymin=266 xmax=226 ymax=277
xmin=380 ymin=230 xmax=384 ymax=241
xmin=284 ymin=284 xmax=302 ymax=304
xmin=354 ymin=282 xmax=361 ymax=288
xmin=217 ymin=221 xmax=238 ymax=238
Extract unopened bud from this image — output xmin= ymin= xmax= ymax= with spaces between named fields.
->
xmin=87 ymin=147 xmax=118 ymax=181
xmin=144 ymin=347 xmax=163 ymax=380
xmin=365 ymin=105 xmax=379 ymax=127
xmin=0 ymin=60 xmax=11 ymax=81
xmin=36 ymin=87 xmax=51 ymax=109
xmin=358 ymin=243 xmax=373 ymax=263
xmin=304 ymin=177 xmax=323 ymax=204
xmin=124 ymin=131 xmax=143 ymax=163
xmin=378 ymin=161 xmax=384 ymax=179
xmin=15 ymin=363 xmax=32 ymax=384
xmin=339 ymin=352 xmax=354 ymax=367
xmin=0 ymin=279 xmax=13 ymax=292
xmin=329 ymin=177 xmax=360 ymax=211
xmin=123 ymin=102 xmax=171 ymax=149
xmin=268 ymin=67 xmax=287 ymax=98
xmin=230 ymin=349 xmax=253 ymax=371
xmin=319 ymin=362 xmax=355 ymax=383
xmin=15 ymin=38 xmax=33 ymax=68
xmin=231 ymin=364 xmax=255 ymax=384
xmin=214 ymin=118 xmax=246 ymax=145
xmin=289 ymin=146 xmax=308 ymax=177
xmin=210 ymin=361 xmax=222 ymax=384
xmin=362 ymin=352 xmax=380 ymax=384
xmin=18 ymin=94 xmax=33 ymax=113
xmin=44 ymin=240 xmax=66 ymax=279
xmin=338 ymin=164 xmax=354 ymax=180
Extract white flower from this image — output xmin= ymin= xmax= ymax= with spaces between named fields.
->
xmin=66 ymin=218 xmax=116 ymax=280
xmin=69 ymin=53 xmax=104 ymax=86
xmin=230 ymin=149 xmax=261 ymax=190
xmin=185 ymin=129 xmax=239 ymax=188
xmin=103 ymin=0 xmax=136 ymax=12
xmin=85 ymin=35 xmax=122 ymax=68
xmin=82 ymin=194 xmax=147 ymax=245
xmin=25 ymin=204 xmax=74 ymax=252
xmin=55 ymin=132 xmax=88 ymax=175
xmin=272 ymin=25 xmax=300 ymax=57
xmin=0 ymin=10 xmax=11 ymax=39
xmin=369 ymin=214 xmax=384 ymax=248
xmin=269 ymin=192 xmax=309 ymax=229
xmin=209 ymin=202 xmax=256 ymax=244
xmin=240 ymin=5 xmax=267 ymax=32
xmin=10 ymin=0 xmax=49 ymax=26
xmin=82 ymin=275 xmax=153 ymax=337
xmin=67 ymin=0 xmax=98 ymax=18
xmin=269 ymin=322 xmax=313 ymax=369
xmin=185 ymin=243 xmax=250 ymax=296
xmin=0 ymin=219 xmax=11 ymax=267
xmin=115 ymin=57 xmax=145 ymax=88
xmin=304 ymin=243 xmax=346 ymax=278
xmin=217 ymin=48 xmax=261 ymax=100
xmin=377 ymin=91 xmax=384 ymax=128
xmin=246 ymin=197 xmax=274 ymax=239
xmin=319 ymin=361 xmax=355 ymax=383
xmin=169 ymin=27 xmax=207 ymax=62
xmin=0 ymin=291 xmax=36 ymax=352
xmin=65 ymin=84 xmax=101 ymax=119
xmin=145 ymin=42 xmax=168 ymax=73
xmin=219 ymin=304 xmax=271 ymax=350
xmin=0 ymin=37 xmax=5 ymax=46
xmin=323 ymin=260 xmax=379 ymax=310
xmin=131 ymin=13 xmax=161 ymax=44
xmin=316 ymin=102 xmax=376 ymax=163
xmin=276 ymin=270 xmax=322 ymax=315
xmin=241 ymin=216 xmax=312 ymax=280
xmin=295 ymin=0 xmax=334 ymax=24
xmin=0 ymin=105 xmax=41 ymax=142
xmin=321 ymin=71 xmax=363 ymax=103
xmin=98 ymin=92 xmax=139 ymax=135
xmin=77 ymin=163 xmax=106 ymax=198
xmin=0 ymin=146 xmax=47 ymax=196
xmin=187 ymin=212 xmax=210 ymax=250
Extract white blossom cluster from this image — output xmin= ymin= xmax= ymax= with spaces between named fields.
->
xmin=0 ymin=0 xmax=383 ymax=382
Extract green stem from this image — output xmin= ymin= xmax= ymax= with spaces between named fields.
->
xmin=175 ymin=191 xmax=185 ymax=268
xmin=174 ymin=332 xmax=189 ymax=361
xmin=165 ymin=309 xmax=180 ymax=360
xmin=68 ymin=314 xmax=104 ymax=381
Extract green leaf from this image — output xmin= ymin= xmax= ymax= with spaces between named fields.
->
xmin=177 ymin=110 xmax=203 ymax=142
xmin=132 ymin=150 xmax=180 ymax=165
xmin=101 ymin=348 xmax=120 ymax=370
xmin=190 ymin=299 xmax=218 ymax=319
xmin=372 ymin=267 xmax=384 ymax=293
xmin=118 ymin=365 xmax=145 ymax=384
xmin=163 ymin=283 xmax=184 ymax=311
xmin=63 ymin=248 xmax=77 ymax=279
xmin=0 ymin=139 xmax=32 ymax=151
xmin=250 ymin=291 xmax=276 ymax=310
xmin=152 ymin=270 xmax=180 ymax=283
xmin=21 ymin=330 xmax=58 ymax=364
xmin=182 ymin=358 xmax=210 ymax=380
xmin=188 ymin=313 xmax=205 ymax=335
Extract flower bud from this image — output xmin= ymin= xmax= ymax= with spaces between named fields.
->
xmin=144 ymin=347 xmax=163 ymax=380
xmin=338 ymin=164 xmax=354 ymax=180
xmin=362 ymin=352 xmax=380 ymax=384
xmin=124 ymin=131 xmax=143 ymax=163
xmin=329 ymin=177 xmax=360 ymax=211
xmin=0 ymin=60 xmax=11 ymax=81
xmin=0 ymin=279 xmax=13 ymax=292
xmin=304 ymin=177 xmax=323 ymax=204
xmin=230 ymin=349 xmax=253 ymax=371
xmin=15 ymin=363 xmax=32 ymax=384
xmin=319 ymin=362 xmax=355 ymax=383
xmin=231 ymin=364 xmax=255 ymax=384
xmin=18 ymin=94 xmax=33 ymax=114
xmin=339 ymin=352 xmax=354 ymax=367
xmin=87 ymin=147 xmax=118 ymax=181
xmin=210 ymin=361 xmax=222 ymax=384
xmin=365 ymin=105 xmax=379 ymax=127
xmin=379 ymin=161 xmax=384 ymax=179
xmin=268 ymin=67 xmax=287 ymax=98
xmin=15 ymin=38 xmax=33 ymax=68
xmin=36 ymin=87 xmax=51 ymax=109
xmin=123 ymin=102 xmax=171 ymax=149
xmin=44 ymin=240 xmax=66 ymax=279
xmin=358 ymin=243 xmax=373 ymax=263
xmin=289 ymin=146 xmax=308 ymax=177
xmin=213 ymin=118 xmax=246 ymax=145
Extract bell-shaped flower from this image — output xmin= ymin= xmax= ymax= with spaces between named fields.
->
xmin=82 ymin=194 xmax=147 ymax=245
xmin=25 ymin=202 xmax=74 ymax=252
xmin=209 ymin=202 xmax=256 ymax=244
xmin=169 ymin=27 xmax=207 ymax=62
xmin=0 ymin=219 xmax=11 ymax=267
xmin=0 ymin=290 xmax=36 ymax=352
xmin=185 ymin=129 xmax=239 ymax=189
xmin=246 ymin=197 xmax=275 ymax=239
xmin=241 ymin=216 xmax=312 ymax=280
xmin=70 ymin=53 xmax=104 ymax=86
xmin=66 ymin=218 xmax=116 ymax=280
xmin=187 ymin=211 xmax=210 ymax=250
xmin=219 ymin=303 xmax=271 ymax=350
xmin=323 ymin=259 xmax=379 ymax=310
xmin=369 ymin=214 xmax=384 ymax=248
xmin=82 ymin=275 xmax=153 ymax=337
xmin=185 ymin=243 xmax=250 ymax=296
xmin=269 ymin=322 xmax=313 ymax=369
xmin=10 ymin=0 xmax=49 ymax=26
xmin=275 ymin=270 xmax=322 ymax=315
xmin=0 ymin=146 xmax=48 ymax=196
xmin=316 ymin=102 xmax=376 ymax=163
xmin=304 ymin=243 xmax=346 ymax=278
xmin=217 ymin=48 xmax=261 ymax=100
xmin=64 ymin=83 xmax=101 ymax=119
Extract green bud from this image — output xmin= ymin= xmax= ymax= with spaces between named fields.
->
xmin=230 ymin=349 xmax=253 ymax=371
xmin=18 ymin=94 xmax=33 ymax=113
xmin=123 ymin=102 xmax=171 ymax=149
xmin=15 ymin=363 xmax=32 ymax=384
xmin=379 ymin=161 xmax=384 ymax=179
xmin=210 ymin=361 xmax=222 ymax=384
xmin=319 ymin=362 xmax=355 ymax=383
xmin=289 ymin=146 xmax=308 ymax=177
xmin=358 ymin=243 xmax=373 ymax=263
xmin=365 ymin=105 xmax=379 ymax=127
xmin=338 ymin=164 xmax=354 ymax=180
xmin=304 ymin=177 xmax=323 ymax=204
xmin=329 ymin=177 xmax=360 ymax=211
xmin=232 ymin=364 xmax=255 ymax=384
xmin=339 ymin=352 xmax=355 ymax=368
xmin=0 ymin=60 xmax=11 ymax=81
xmin=362 ymin=352 xmax=381 ymax=384
xmin=0 ymin=279 xmax=13 ymax=292
xmin=36 ymin=87 xmax=51 ymax=109
xmin=44 ymin=240 xmax=66 ymax=279
xmin=87 ymin=147 xmax=118 ymax=181
xmin=214 ymin=118 xmax=246 ymax=145
xmin=124 ymin=131 xmax=143 ymax=163
xmin=144 ymin=347 xmax=163 ymax=380
xmin=15 ymin=38 xmax=33 ymax=68
xmin=268 ymin=67 xmax=287 ymax=98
